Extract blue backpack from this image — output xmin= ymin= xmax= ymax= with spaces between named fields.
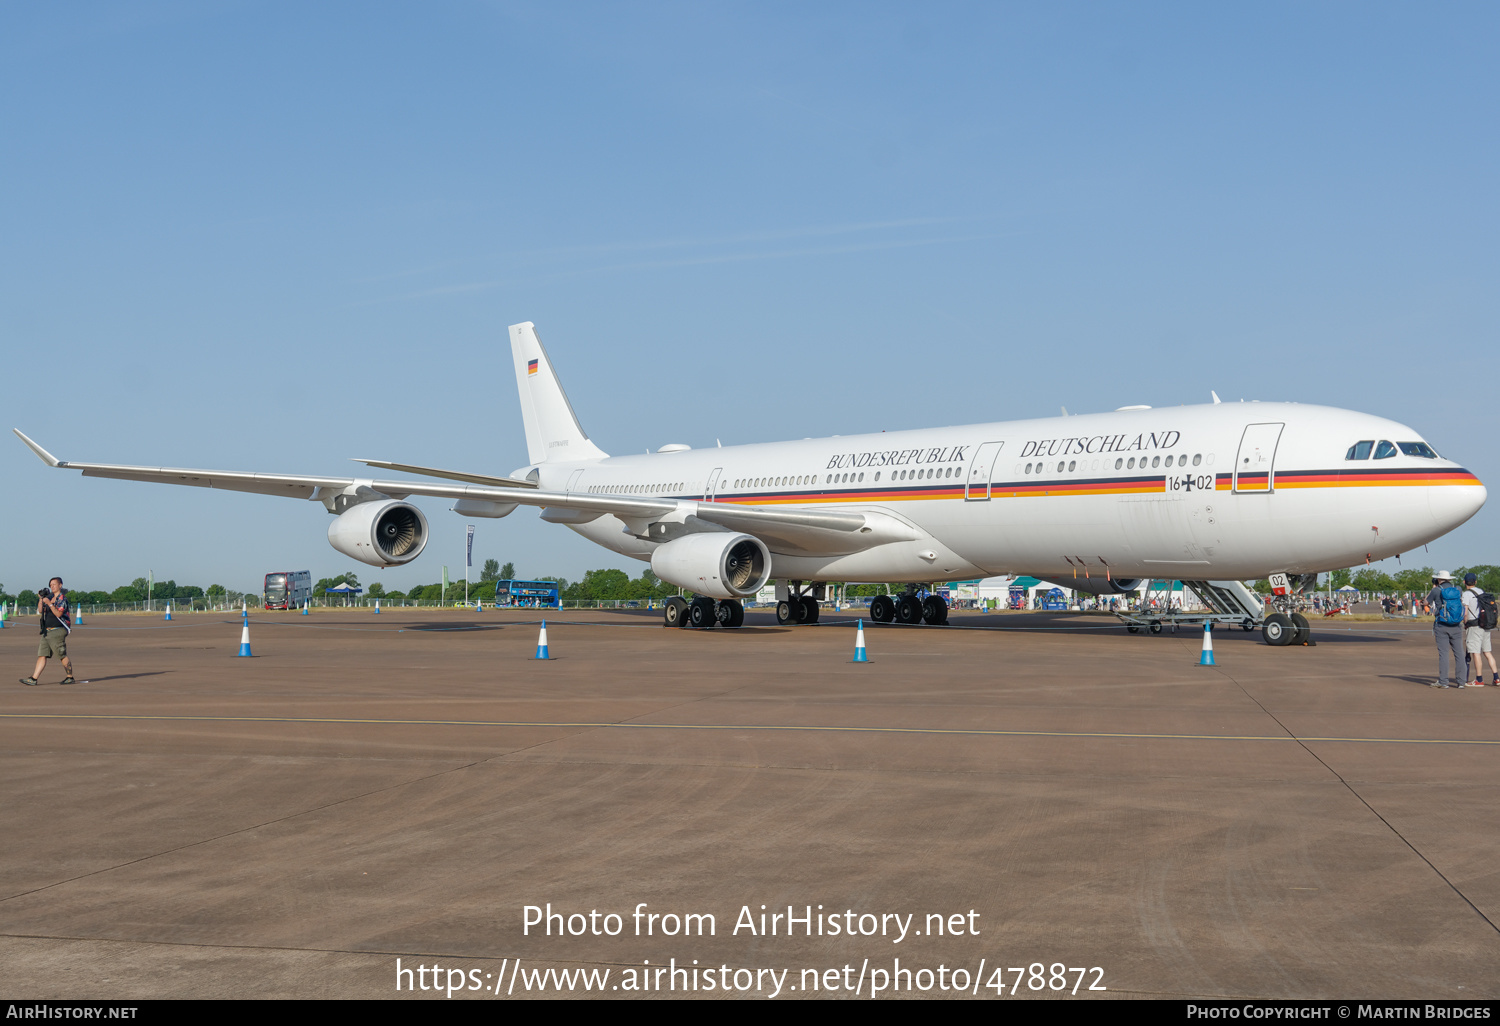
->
xmin=1437 ymin=585 xmax=1464 ymax=626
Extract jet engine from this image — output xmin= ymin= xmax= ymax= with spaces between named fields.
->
xmin=650 ymin=532 xmax=771 ymax=600
xmin=327 ymin=500 xmax=429 ymax=567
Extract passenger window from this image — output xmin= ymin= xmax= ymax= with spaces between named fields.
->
xmin=1374 ymin=440 xmax=1397 ymax=459
xmin=1152 ymin=456 xmax=1161 ymax=468
xmin=1346 ymin=441 xmax=1374 ymax=460
xmin=1114 ymin=458 xmax=1123 ymax=470
xmin=1127 ymin=458 xmax=1135 ymax=469
xmin=1192 ymin=454 xmax=1202 ymax=466
xmin=1067 ymin=460 xmax=1076 ymax=471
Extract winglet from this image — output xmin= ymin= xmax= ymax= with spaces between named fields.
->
xmin=13 ymin=429 xmax=63 ymax=467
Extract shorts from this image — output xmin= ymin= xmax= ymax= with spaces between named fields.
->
xmin=1466 ymin=627 xmax=1492 ymax=654
xmin=37 ymin=627 xmax=68 ymax=659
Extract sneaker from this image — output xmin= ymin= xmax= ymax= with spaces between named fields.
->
xmin=1472 ymin=680 xmax=1487 ymax=688
xmin=60 ymin=676 xmax=76 ymax=686
xmin=1429 ymin=681 xmax=1452 ymax=688
xmin=19 ymin=677 xmax=38 ymax=686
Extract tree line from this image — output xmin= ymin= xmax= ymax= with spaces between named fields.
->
xmin=0 ymin=578 xmax=256 ymax=610
xmin=7 ymin=563 xmax=1495 ymax=613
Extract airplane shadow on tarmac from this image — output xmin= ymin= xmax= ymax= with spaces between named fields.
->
xmin=403 ymin=622 xmax=505 ymax=632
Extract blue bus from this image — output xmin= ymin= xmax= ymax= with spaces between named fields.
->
xmin=494 ymin=579 xmax=561 ymax=609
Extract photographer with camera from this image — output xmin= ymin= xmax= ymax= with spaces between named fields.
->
xmin=21 ymin=576 xmax=75 ymax=686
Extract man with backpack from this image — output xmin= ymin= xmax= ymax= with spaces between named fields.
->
xmin=1462 ymin=571 xmax=1497 ymax=687
xmin=1427 ymin=571 xmax=1466 ymax=688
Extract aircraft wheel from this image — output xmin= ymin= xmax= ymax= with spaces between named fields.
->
xmin=895 ymin=595 xmax=924 ymax=624
xmin=1289 ymin=612 xmax=1311 ymax=645
xmin=799 ymin=596 xmax=820 ymax=624
xmin=776 ymin=600 xmax=795 ymax=625
xmin=1262 ymin=613 xmax=1294 ymax=646
xmin=688 ymin=596 xmax=716 ymax=628
xmin=1241 ymin=621 xmax=1255 ymax=632
xmin=716 ymin=599 xmax=744 ymax=628
xmin=922 ymin=595 xmax=949 ymax=625
xmin=1148 ymin=623 xmax=1163 ymax=635
xmin=663 ymin=596 xmax=689 ymax=628
xmin=1127 ymin=625 xmax=1140 ymax=634
xmin=869 ymin=595 xmax=895 ymax=623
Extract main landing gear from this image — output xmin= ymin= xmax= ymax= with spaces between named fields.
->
xmin=663 ymin=595 xmax=744 ymax=629
xmin=776 ymin=582 xmax=821 ymax=625
xmin=868 ymin=588 xmax=948 ymax=626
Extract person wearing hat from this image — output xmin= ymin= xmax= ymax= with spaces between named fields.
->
xmin=1426 ymin=571 xmax=1466 ymax=688
xmin=1462 ymin=572 xmax=1497 ymax=687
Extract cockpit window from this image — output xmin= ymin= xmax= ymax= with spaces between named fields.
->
xmin=1374 ymin=440 xmax=1397 ymax=459
xmin=1398 ymin=441 xmax=1438 ymax=459
xmin=1345 ymin=440 xmax=1374 ymax=460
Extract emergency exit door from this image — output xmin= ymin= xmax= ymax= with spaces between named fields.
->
xmin=1233 ymin=423 xmax=1284 ymax=493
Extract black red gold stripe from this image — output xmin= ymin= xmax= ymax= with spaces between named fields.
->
xmin=1274 ymin=467 xmax=1481 ymax=489
xmin=701 ymin=466 xmax=1480 ymax=507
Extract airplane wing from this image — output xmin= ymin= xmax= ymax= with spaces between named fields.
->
xmin=349 ymin=458 xmax=538 ymax=489
xmin=14 ymin=430 xmax=911 ymax=555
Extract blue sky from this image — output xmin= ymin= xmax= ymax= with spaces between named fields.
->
xmin=3 ymin=2 xmax=1496 ymax=594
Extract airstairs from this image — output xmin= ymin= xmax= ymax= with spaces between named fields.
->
xmin=1115 ymin=579 xmax=1265 ymax=634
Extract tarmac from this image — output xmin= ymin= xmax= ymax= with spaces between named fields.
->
xmin=1 ymin=606 xmax=1497 ymax=1000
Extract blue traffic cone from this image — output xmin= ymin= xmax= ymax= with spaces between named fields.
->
xmin=374 ymin=600 xmax=380 ymax=615
xmin=164 ymin=603 xmax=172 ymax=621
xmin=853 ymin=619 xmax=870 ymax=662
xmin=1199 ymin=621 xmax=1216 ymax=666
xmin=74 ymin=605 xmax=82 ymax=625
xmin=238 ymin=617 xmax=253 ymax=657
xmin=534 ymin=621 xmax=551 ymax=660
xmin=302 ymin=600 xmax=309 ymax=615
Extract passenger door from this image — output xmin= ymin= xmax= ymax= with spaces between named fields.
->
xmin=965 ymin=442 xmax=1005 ymax=500
xmin=1233 ymin=423 xmax=1284 ymax=493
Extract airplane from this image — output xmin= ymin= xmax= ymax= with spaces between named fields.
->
xmin=14 ymin=322 xmax=1486 ymax=643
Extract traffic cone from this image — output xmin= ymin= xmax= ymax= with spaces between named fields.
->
xmin=0 ymin=603 xmax=7 ymax=628
xmin=534 ymin=621 xmax=550 ymax=660
xmin=238 ymin=616 xmax=253 ymax=657
xmin=374 ymin=600 xmax=380 ymax=615
xmin=1199 ymin=621 xmax=1215 ymax=666
xmin=301 ymin=600 xmax=309 ymax=615
xmin=74 ymin=605 xmax=82 ymax=625
xmin=853 ymin=619 xmax=870 ymax=662
xmin=164 ymin=603 xmax=172 ymax=621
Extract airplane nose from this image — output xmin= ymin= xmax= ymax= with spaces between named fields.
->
xmin=1429 ymin=477 xmax=1486 ymax=532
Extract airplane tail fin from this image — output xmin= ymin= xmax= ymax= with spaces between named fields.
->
xmin=509 ymin=322 xmax=609 ymax=465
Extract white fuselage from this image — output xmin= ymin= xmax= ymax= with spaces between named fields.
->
xmin=521 ymin=402 xmax=1484 ymax=584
